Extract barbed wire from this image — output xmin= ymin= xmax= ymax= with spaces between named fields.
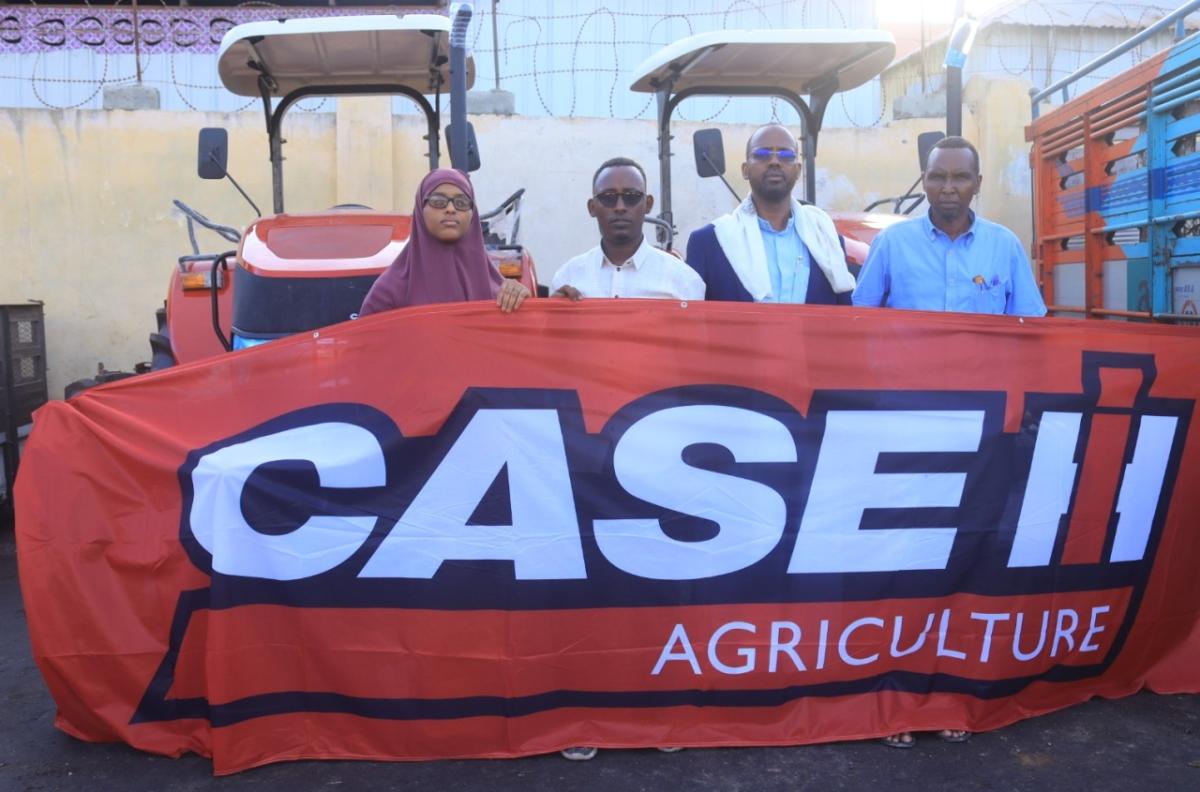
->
xmin=568 ymin=7 xmax=619 ymax=118
xmin=0 ymin=0 xmax=1194 ymax=127
xmin=29 ymin=48 xmax=109 ymax=109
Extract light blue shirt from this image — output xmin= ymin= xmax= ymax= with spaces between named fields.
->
xmin=851 ymin=212 xmax=1047 ymax=316
xmin=757 ymin=214 xmax=811 ymax=304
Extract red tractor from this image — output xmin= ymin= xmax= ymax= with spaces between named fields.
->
xmin=156 ymin=9 xmax=536 ymax=369
xmin=628 ymin=28 xmax=940 ymax=267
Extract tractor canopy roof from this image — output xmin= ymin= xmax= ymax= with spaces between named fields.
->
xmin=628 ymin=28 xmax=895 ymax=98
xmin=628 ymin=28 xmax=896 ymax=220
xmin=216 ymin=13 xmax=475 ymax=98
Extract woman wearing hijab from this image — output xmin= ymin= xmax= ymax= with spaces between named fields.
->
xmin=359 ymin=168 xmax=530 ymax=316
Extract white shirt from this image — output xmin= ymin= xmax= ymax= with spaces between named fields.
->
xmin=551 ymin=238 xmax=705 ymax=300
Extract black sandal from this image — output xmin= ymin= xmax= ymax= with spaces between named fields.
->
xmin=938 ymin=730 xmax=972 ymax=743
xmin=881 ymin=732 xmax=916 ymax=749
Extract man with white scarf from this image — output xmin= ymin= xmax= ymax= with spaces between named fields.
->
xmin=685 ymin=124 xmax=856 ymax=305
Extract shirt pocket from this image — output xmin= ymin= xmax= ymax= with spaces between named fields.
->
xmin=968 ymin=280 xmax=1007 ymax=314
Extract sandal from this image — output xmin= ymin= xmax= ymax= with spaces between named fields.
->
xmin=938 ymin=729 xmax=972 ymax=743
xmin=881 ymin=732 xmax=915 ymax=749
xmin=560 ymin=746 xmax=599 ymax=761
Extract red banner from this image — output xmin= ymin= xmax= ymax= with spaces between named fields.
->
xmin=15 ymin=300 xmax=1200 ymax=774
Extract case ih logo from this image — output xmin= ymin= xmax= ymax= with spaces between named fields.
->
xmin=134 ymin=352 xmax=1191 ymax=726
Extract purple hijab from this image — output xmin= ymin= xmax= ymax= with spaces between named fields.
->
xmin=359 ymin=169 xmax=501 ymax=316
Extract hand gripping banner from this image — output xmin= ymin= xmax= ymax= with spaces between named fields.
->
xmin=15 ymin=300 xmax=1200 ymax=774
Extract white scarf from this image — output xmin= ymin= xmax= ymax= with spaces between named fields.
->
xmin=711 ymin=196 xmax=856 ymax=301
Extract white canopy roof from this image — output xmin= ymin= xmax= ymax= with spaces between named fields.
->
xmin=217 ymin=14 xmax=475 ymax=98
xmin=629 ymin=29 xmax=895 ymax=97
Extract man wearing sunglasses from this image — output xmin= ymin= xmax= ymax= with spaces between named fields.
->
xmin=851 ymin=136 xmax=1045 ymax=317
xmin=684 ymin=124 xmax=856 ymax=305
xmin=551 ymin=157 xmax=704 ymax=302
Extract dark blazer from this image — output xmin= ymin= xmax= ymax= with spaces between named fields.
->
xmin=684 ymin=223 xmax=851 ymax=305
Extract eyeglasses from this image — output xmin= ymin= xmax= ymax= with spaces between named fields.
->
xmin=749 ymin=147 xmax=798 ymax=164
xmin=593 ymin=190 xmax=646 ymax=208
xmin=424 ymin=193 xmax=474 ymax=211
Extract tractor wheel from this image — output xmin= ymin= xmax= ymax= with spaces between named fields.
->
xmin=64 ymin=377 xmax=99 ymax=399
xmin=64 ymin=371 xmax=138 ymax=400
xmin=151 ymin=305 xmax=176 ymax=370
xmin=150 ymin=332 xmax=176 ymax=370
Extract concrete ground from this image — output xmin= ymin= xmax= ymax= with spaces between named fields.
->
xmin=2 ymin=525 xmax=1199 ymax=792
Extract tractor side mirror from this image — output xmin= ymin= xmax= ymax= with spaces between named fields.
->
xmin=197 ymin=128 xmax=229 ymax=180
xmin=196 ymin=127 xmax=226 ymax=180
xmin=445 ymin=121 xmax=482 ymax=172
xmin=694 ymin=128 xmax=726 ymax=178
xmin=917 ymin=130 xmax=945 ymax=172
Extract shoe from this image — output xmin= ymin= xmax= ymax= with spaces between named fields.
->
xmin=938 ymin=729 xmax=972 ymax=743
xmin=657 ymin=747 xmax=684 ymax=753
xmin=881 ymin=732 xmax=915 ymax=749
xmin=560 ymin=746 xmax=599 ymax=761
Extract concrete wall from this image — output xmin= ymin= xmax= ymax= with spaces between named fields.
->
xmin=0 ymin=79 xmax=1033 ymax=399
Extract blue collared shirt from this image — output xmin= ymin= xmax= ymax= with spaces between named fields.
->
xmin=851 ymin=212 xmax=1047 ymax=316
xmin=757 ymin=214 xmax=812 ymax=304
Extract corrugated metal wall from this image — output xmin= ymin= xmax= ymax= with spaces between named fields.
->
xmin=0 ymin=0 xmax=885 ymax=126
xmin=884 ymin=24 xmax=1192 ymax=110
xmin=469 ymin=0 xmax=881 ymax=126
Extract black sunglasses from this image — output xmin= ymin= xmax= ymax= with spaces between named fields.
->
xmin=593 ymin=190 xmax=646 ymax=208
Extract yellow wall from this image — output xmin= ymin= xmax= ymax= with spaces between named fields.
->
xmin=1 ymin=78 xmax=1035 ymax=399
xmin=0 ymin=108 xmax=335 ymax=399
xmin=965 ymin=75 xmax=1036 ymax=248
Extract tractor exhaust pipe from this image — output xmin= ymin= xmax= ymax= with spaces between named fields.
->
xmin=449 ymin=3 xmax=473 ymax=172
